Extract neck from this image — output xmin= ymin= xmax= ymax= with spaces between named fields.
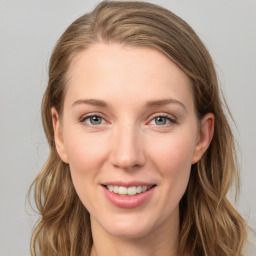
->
xmin=90 ymin=208 xmax=180 ymax=256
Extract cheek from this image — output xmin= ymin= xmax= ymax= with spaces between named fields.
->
xmin=149 ymin=131 xmax=197 ymax=201
xmin=63 ymin=130 xmax=109 ymax=204
xmin=150 ymin=132 xmax=196 ymax=174
xmin=65 ymin=131 xmax=108 ymax=174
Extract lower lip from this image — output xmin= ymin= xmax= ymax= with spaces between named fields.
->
xmin=102 ymin=186 xmax=156 ymax=209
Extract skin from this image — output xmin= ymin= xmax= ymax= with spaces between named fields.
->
xmin=52 ymin=43 xmax=214 ymax=256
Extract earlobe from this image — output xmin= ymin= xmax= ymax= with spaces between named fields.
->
xmin=51 ymin=107 xmax=69 ymax=163
xmin=192 ymin=113 xmax=215 ymax=164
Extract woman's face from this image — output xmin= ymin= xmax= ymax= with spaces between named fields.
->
xmin=52 ymin=43 xmax=213 ymax=239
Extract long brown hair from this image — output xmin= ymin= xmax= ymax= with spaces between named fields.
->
xmin=29 ymin=1 xmax=247 ymax=255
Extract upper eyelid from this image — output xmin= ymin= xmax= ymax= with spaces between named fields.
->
xmin=79 ymin=114 xmax=108 ymax=128
xmin=78 ymin=112 xmax=177 ymax=124
xmin=147 ymin=112 xmax=177 ymax=121
xmin=80 ymin=112 xmax=177 ymax=119
xmin=150 ymin=112 xmax=175 ymax=118
xmin=81 ymin=112 xmax=175 ymax=118
xmin=145 ymin=113 xmax=178 ymax=127
xmin=80 ymin=112 xmax=107 ymax=121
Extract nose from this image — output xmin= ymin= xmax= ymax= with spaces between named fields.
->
xmin=109 ymin=124 xmax=146 ymax=171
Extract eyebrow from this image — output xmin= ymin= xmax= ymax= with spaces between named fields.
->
xmin=72 ymin=98 xmax=186 ymax=111
xmin=72 ymin=99 xmax=109 ymax=108
xmin=146 ymin=98 xmax=187 ymax=112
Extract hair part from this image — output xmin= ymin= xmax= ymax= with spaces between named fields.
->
xmin=29 ymin=1 xmax=247 ymax=255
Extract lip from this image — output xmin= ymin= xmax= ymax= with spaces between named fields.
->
xmin=102 ymin=181 xmax=155 ymax=187
xmin=102 ymin=184 xmax=156 ymax=209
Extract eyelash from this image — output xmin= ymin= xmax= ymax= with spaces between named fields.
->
xmin=148 ymin=113 xmax=177 ymax=126
xmin=79 ymin=113 xmax=177 ymax=127
xmin=79 ymin=113 xmax=107 ymax=127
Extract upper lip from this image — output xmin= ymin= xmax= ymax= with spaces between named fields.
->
xmin=102 ymin=181 xmax=156 ymax=187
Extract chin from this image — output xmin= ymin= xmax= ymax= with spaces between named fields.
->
xmin=100 ymin=214 xmax=155 ymax=239
xmin=107 ymin=226 xmax=152 ymax=239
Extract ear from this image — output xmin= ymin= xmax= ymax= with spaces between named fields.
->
xmin=192 ymin=113 xmax=215 ymax=164
xmin=51 ymin=107 xmax=69 ymax=163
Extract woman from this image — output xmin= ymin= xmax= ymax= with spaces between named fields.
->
xmin=29 ymin=1 xmax=247 ymax=255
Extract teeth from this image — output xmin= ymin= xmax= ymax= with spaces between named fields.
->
xmin=113 ymin=186 xmax=119 ymax=193
xmin=106 ymin=185 xmax=152 ymax=196
xmin=119 ymin=186 xmax=127 ymax=195
xmin=127 ymin=186 xmax=136 ymax=195
xmin=136 ymin=186 xmax=142 ymax=193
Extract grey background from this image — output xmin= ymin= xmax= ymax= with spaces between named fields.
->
xmin=0 ymin=0 xmax=255 ymax=255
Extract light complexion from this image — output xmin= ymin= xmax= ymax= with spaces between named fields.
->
xmin=52 ymin=43 xmax=214 ymax=256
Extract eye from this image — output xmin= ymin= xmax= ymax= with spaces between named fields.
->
xmin=149 ymin=115 xmax=175 ymax=126
xmin=82 ymin=115 xmax=106 ymax=126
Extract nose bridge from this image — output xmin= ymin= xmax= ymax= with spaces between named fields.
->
xmin=110 ymin=119 xmax=145 ymax=170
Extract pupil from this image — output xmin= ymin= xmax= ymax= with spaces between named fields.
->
xmin=155 ymin=116 xmax=166 ymax=125
xmin=90 ymin=116 xmax=101 ymax=125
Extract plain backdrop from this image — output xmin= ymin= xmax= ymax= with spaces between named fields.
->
xmin=0 ymin=0 xmax=255 ymax=255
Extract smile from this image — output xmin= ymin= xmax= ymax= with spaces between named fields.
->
xmin=102 ymin=183 xmax=157 ymax=208
xmin=105 ymin=185 xmax=155 ymax=196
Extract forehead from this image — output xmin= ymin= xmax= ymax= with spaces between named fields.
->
xmin=65 ymin=43 xmax=194 ymax=110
